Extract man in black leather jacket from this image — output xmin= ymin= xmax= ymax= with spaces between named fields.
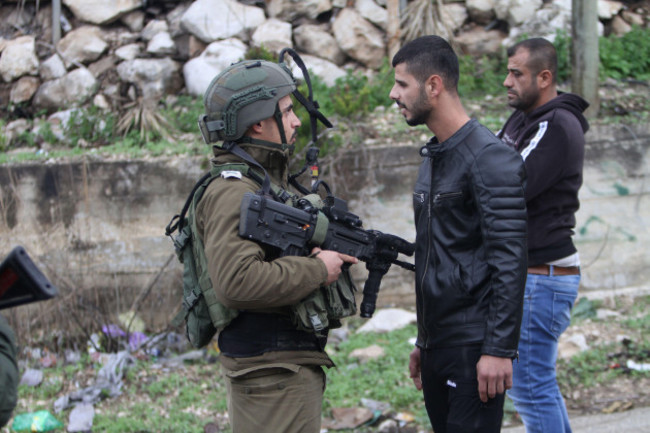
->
xmin=389 ymin=35 xmax=528 ymax=432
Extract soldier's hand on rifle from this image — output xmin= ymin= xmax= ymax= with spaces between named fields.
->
xmin=312 ymin=247 xmax=358 ymax=285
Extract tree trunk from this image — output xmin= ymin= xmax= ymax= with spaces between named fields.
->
xmin=572 ymin=0 xmax=600 ymax=118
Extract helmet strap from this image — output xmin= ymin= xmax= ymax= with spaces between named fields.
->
xmin=273 ymin=104 xmax=295 ymax=155
xmin=278 ymin=48 xmax=332 ymax=195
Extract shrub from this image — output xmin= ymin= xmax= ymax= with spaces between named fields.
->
xmin=600 ymin=26 xmax=650 ymax=80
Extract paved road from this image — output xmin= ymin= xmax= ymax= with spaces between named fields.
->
xmin=502 ymin=406 xmax=650 ymax=432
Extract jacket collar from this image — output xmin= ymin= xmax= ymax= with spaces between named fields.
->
xmin=212 ymin=142 xmax=289 ymax=187
xmin=420 ymin=118 xmax=479 ymax=157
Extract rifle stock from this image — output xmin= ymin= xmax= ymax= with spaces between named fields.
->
xmin=239 ymin=192 xmax=415 ymax=318
xmin=0 ymin=246 xmax=58 ymax=310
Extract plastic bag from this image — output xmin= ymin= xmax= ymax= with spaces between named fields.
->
xmin=11 ymin=410 xmax=63 ymax=432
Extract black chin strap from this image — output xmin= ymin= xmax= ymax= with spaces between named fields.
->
xmin=278 ymin=48 xmax=333 ymax=195
xmin=272 ymin=103 xmax=293 ymax=154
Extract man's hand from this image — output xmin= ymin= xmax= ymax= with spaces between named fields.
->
xmin=409 ymin=346 xmax=423 ymax=390
xmin=476 ymin=354 xmax=513 ymax=403
xmin=312 ymin=248 xmax=358 ymax=285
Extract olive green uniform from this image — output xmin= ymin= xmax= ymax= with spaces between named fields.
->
xmin=196 ymin=144 xmax=333 ymax=433
xmin=0 ymin=314 xmax=19 ymax=427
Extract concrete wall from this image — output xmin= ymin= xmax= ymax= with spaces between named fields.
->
xmin=0 ymin=122 xmax=648 ymax=327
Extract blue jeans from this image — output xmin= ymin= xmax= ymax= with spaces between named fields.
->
xmin=507 ymin=270 xmax=580 ymax=433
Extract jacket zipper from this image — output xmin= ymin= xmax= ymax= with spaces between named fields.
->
xmin=433 ymin=191 xmax=462 ymax=203
xmin=419 ymin=156 xmax=436 ymax=346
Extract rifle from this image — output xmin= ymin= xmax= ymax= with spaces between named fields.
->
xmin=0 ymin=246 xmax=58 ymax=310
xmin=239 ymin=191 xmax=415 ymax=318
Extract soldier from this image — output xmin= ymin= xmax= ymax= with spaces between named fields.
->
xmin=194 ymin=59 xmax=358 ymax=433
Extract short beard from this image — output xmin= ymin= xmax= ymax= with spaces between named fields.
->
xmin=508 ymin=85 xmax=539 ymax=113
xmin=405 ymin=91 xmax=431 ymax=126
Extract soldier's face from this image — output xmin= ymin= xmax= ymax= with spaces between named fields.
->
xmin=260 ymin=95 xmax=301 ymax=144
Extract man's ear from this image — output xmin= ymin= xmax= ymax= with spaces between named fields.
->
xmin=425 ymin=74 xmax=443 ymax=98
xmin=538 ymin=69 xmax=553 ymax=89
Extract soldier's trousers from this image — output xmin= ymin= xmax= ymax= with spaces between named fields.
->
xmin=222 ymin=362 xmax=326 ymax=433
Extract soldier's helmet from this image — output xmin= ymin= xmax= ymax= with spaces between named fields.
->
xmin=198 ymin=60 xmax=297 ymax=144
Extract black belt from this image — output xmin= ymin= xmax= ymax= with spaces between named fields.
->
xmin=528 ymin=265 xmax=580 ymax=276
xmin=218 ymin=312 xmax=327 ymax=357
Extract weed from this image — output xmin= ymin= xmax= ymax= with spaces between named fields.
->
xmin=37 ymin=122 xmax=58 ymax=145
xmin=65 ymin=106 xmax=117 ymax=147
xmin=324 ymin=322 xmax=430 ymax=429
xmin=600 ymin=26 xmax=650 ymax=81
xmin=244 ymin=45 xmax=276 ymax=62
xmin=557 ymin=295 xmax=650 ymax=392
xmin=458 ymin=53 xmax=507 ymax=97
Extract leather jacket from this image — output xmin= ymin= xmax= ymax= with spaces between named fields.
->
xmin=413 ymin=119 xmax=528 ymax=359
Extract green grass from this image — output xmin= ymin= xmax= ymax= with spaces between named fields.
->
xmin=557 ymin=295 xmax=650 ymax=392
xmin=12 ymin=294 xmax=650 ymax=432
xmin=323 ymin=322 xmax=429 ymax=429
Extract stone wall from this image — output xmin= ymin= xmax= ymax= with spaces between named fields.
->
xmin=1 ymin=123 xmax=648 ymax=323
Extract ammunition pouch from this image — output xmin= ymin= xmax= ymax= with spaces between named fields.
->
xmin=290 ymin=266 xmax=357 ymax=333
xmin=287 ymin=194 xmax=358 ymax=333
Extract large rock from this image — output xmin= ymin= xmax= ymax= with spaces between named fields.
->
xmin=116 ymin=58 xmax=182 ymax=101
xmin=267 ymin=0 xmax=332 ymax=21
xmin=182 ymin=38 xmax=248 ymax=97
xmin=466 ymin=0 xmax=496 ymax=25
xmin=39 ymin=54 xmax=67 ymax=81
xmin=290 ymin=54 xmax=346 ymax=87
xmin=332 ymin=8 xmax=385 ymax=69
xmin=356 ymin=308 xmax=417 ymax=334
xmin=32 ymin=67 xmax=98 ymax=110
xmin=355 ymin=0 xmax=388 ymax=31
xmin=294 ymin=24 xmax=346 ymax=66
xmin=0 ymin=36 xmax=39 ymax=83
xmin=251 ymin=18 xmax=293 ymax=55
xmin=120 ymin=9 xmax=146 ymax=32
xmin=10 ymin=76 xmax=40 ymax=104
xmin=56 ymin=26 xmax=109 ymax=68
xmin=442 ymin=3 xmax=469 ymax=33
xmin=503 ymin=2 xmax=573 ymax=47
xmin=141 ymin=19 xmax=169 ymax=42
xmin=598 ymin=0 xmax=624 ymax=20
xmin=62 ymin=0 xmax=143 ymax=25
xmin=180 ymin=0 xmax=265 ymax=43
xmin=494 ymin=0 xmax=543 ymax=27
xmin=454 ymin=26 xmax=506 ymax=57
xmin=115 ymin=44 xmax=142 ymax=62
xmin=146 ymin=32 xmax=176 ymax=56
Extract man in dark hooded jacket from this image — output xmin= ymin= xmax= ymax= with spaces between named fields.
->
xmin=498 ymin=37 xmax=590 ymax=433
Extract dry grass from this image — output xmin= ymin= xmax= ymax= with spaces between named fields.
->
xmin=116 ymin=98 xmax=176 ymax=143
xmin=400 ymin=0 xmax=456 ymax=44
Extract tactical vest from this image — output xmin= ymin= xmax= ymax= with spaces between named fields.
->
xmin=171 ymin=161 xmax=357 ymax=349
